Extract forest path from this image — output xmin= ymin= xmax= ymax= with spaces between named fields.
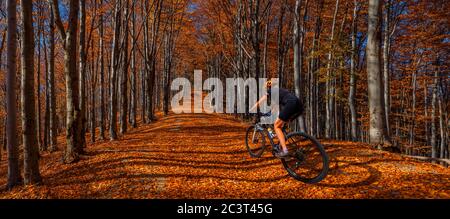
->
xmin=0 ymin=112 xmax=449 ymax=198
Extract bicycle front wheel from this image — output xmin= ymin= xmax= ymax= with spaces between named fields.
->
xmin=281 ymin=132 xmax=329 ymax=184
xmin=245 ymin=125 xmax=267 ymax=158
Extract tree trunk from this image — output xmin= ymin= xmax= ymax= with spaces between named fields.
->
xmin=277 ymin=1 xmax=286 ymax=86
xmin=309 ymin=0 xmax=324 ymax=138
xmin=409 ymin=70 xmax=417 ymax=147
xmin=20 ymin=0 xmax=42 ymax=184
xmin=367 ymin=0 xmax=388 ymax=147
xmin=263 ymin=18 xmax=269 ymax=78
xmin=2 ymin=119 xmax=5 ymax=159
xmin=431 ymin=67 xmax=437 ymax=159
xmin=109 ymin=0 xmax=122 ymax=140
xmin=0 ymin=31 xmax=5 ymax=159
xmin=98 ymin=0 xmax=105 ymax=140
xmin=66 ymin=0 xmax=82 ymax=162
xmin=90 ymin=37 xmax=97 ymax=143
xmin=383 ymin=0 xmax=391 ymax=136
xmin=163 ymin=13 xmax=175 ymax=116
xmin=43 ymin=18 xmax=50 ymax=151
xmin=438 ymin=92 xmax=445 ymax=159
xmin=335 ymin=1 xmax=345 ymax=140
xmin=293 ymin=0 xmax=303 ymax=98
xmin=120 ymin=0 xmax=130 ymax=134
xmin=399 ymin=86 xmax=406 ymax=146
xmin=349 ymin=0 xmax=359 ymax=141
xmin=78 ymin=0 xmax=87 ymax=151
xmin=141 ymin=67 xmax=147 ymax=123
xmin=147 ymin=0 xmax=162 ymax=120
xmin=130 ymin=5 xmax=137 ymax=128
xmin=48 ymin=2 xmax=58 ymax=152
xmin=86 ymin=1 xmax=98 ymax=138
xmin=6 ymin=0 xmax=22 ymax=188
xmin=325 ymin=0 xmax=339 ymax=139
xmin=293 ymin=0 xmax=306 ymax=132
xmin=424 ymin=81 xmax=429 ymax=145
xmin=144 ymin=0 xmax=152 ymax=121
xmin=143 ymin=0 xmax=151 ymax=121
xmin=36 ymin=17 xmax=42 ymax=152
xmin=52 ymin=0 xmax=82 ymax=163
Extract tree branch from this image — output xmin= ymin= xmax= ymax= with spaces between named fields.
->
xmin=50 ymin=0 xmax=67 ymax=40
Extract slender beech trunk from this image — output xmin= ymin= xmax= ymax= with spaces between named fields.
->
xmin=90 ymin=47 xmax=97 ymax=143
xmin=52 ymin=0 xmax=81 ymax=163
xmin=120 ymin=0 xmax=130 ymax=134
xmin=48 ymin=2 xmax=57 ymax=151
xmin=349 ymin=0 xmax=359 ymax=141
xmin=6 ymin=0 xmax=22 ymax=188
xmin=130 ymin=5 xmax=137 ymax=128
xmin=293 ymin=0 xmax=303 ymax=97
xmin=98 ymin=0 xmax=105 ymax=140
xmin=424 ymin=81 xmax=429 ymax=145
xmin=36 ymin=18 xmax=42 ymax=151
xmin=431 ymin=64 xmax=438 ymax=159
xmin=367 ymin=0 xmax=388 ymax=146
xmin=43 ymin=20 xmax=50 ymax=151
xmin=163 ymin=15 xmax=175 ymax=116
xmin=141 ymin=67 xmax=146 ymax=123
xmin=409 ymin=70 xmax=417 ymax=149
xmin=335 ymin=2 xmax=346 ymax=140
xmin=277 ymin=1 xmax=286 ymax=85
xmin=249 ymin=0 xmax=262 ymax=116
xmin=21 ymin=0 xmax=42 ymax=184
xmin=144 ymin=0 xmax=152 ymax=121
xmin=109 ymin=0 xmax=122 ymax=140
xmin=147 ymin=0 xmax=162 ymax=120
xmin=2 ymin=119 xmax=5 ymax=160
xmin=309 ymin=0 xmax=324 ymax=137
xmin=143 ymin=0 xmax=151 ymax=121
xmin=78 ymin=0 xmax=87 ymax=151
xmin=293 ymin=0 xmax=306 ymax=132
xmin=307 ymin=0 xmax=319 ymax=136
xmin=263 ymin=17 xmax=269 ymax=79
xmin=383 ymin=0 xmax=391 ymax=136
xmin=438 ymin=91 xmax=445 ymax=159
xmin=325 ymin=0 xmax=339 ymax=139
xmin=0 ymin=31 xmax=5 ymax=159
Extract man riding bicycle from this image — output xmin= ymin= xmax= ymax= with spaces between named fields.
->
xmin=250 ymin=81 xmax=304 ymax=158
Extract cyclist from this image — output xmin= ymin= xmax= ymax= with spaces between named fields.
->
xmin=250 ymin=81 xmax=304 ymax=158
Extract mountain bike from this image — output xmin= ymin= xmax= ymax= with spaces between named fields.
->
xmin=245 ymin=112 xmax=329 ymax=184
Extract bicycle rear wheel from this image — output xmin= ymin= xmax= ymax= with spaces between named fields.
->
xmin=245 ymin=125 xmax=267 ymax=158
xmin=281 ymin=132 xmax=329 ymax=184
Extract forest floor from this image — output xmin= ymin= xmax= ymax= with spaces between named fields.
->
xmin=0 ymin=112 xmax=449 ymax=199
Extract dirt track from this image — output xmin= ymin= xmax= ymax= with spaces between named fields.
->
xmin=1 ymin=113 xmax=449 ymax=199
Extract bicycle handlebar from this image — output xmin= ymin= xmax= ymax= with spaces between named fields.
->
xmin=253 ymin=112 xmax=272 ymax=118
xmin=260 ymin=112 xmax=272 ymax=117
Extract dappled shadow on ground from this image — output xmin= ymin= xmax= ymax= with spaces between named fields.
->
xmin=0 ymin=113 xmax=449 ymax=199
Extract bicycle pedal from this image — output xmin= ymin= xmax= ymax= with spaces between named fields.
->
xmin=273 ymin=144 xmax=281 ymax=151
xmin=282 ymin=156 xmax=295 ymax=161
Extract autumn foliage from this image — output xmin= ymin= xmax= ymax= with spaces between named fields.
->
xmin=1 ymin=113 xmax=449 ymax=198
xmin=0 ymin=0 xmax=448 ymax=198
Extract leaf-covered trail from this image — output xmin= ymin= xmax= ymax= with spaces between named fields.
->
xmin=1 ymin=113 xmax=449 ymax=199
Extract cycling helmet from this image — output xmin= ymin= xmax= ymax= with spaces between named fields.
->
xmin=265 ymin=81 xmax=272 ymax=89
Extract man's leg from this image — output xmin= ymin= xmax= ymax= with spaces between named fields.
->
xmin=274 ymin=118 xmax=288 ymax=153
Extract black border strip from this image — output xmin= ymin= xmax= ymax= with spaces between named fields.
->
xmin=0 ymin=199 xmax=448 ymax=218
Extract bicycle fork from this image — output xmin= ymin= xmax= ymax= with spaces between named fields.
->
xmin=252 ymin=128 xmax=258 ymax=143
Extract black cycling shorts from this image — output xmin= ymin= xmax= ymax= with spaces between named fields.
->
xmin=278 ymin=100 xmax=304 ymax=122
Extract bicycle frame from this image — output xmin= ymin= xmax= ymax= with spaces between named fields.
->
xmin=247 ymin=114 xmax=330 ymax=183
xmin=252 ymin=119 xmax=290 ymax=155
